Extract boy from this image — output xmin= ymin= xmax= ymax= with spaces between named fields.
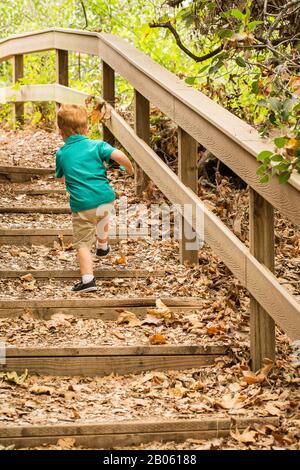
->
xmin=55 ymin=103 xmax=134 ymax=293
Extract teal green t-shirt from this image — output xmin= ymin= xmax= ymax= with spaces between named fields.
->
xmin=55 ymin=135 xmax=116 ymax=213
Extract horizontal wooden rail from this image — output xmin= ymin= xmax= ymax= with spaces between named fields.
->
xmin=1 ymin=82 xmax=299 ymax=340
xmin=0 ymin=28 xmax=299 ymax=227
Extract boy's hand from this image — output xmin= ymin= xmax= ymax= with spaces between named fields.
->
xmin=127 ymin=164 xmax=134 ymax=177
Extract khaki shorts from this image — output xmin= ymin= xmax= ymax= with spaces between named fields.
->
xmin=72 ymin=202 xmax=114 ymax=249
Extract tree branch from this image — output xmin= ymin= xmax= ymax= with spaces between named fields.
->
xmin=149 ymin=21 xmax=223 ymax=63
xmin=79 ymin=0 xmax=88 ymax=29
xmin=267 ymin=0 xmax=300 ymax=37
xmin=166 ymin=0 xmax=185 ymax=6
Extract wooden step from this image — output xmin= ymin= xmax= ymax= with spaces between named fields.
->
xmin=15 ymin=188 xmax=66 ymax=195
xmin=0 ymin=229 xmax=150 ymax=245
xmin=0 ymin=268 xmax=165 ymax=279
xmin=0 ymin=297 xmax=204 ymax=319
xmin=0 ymin=206 xmax=70 ymax=214
xmin=0 ymin=417 xmax=279 ymax=449
xmin=1 ymin=345 xmax=228 ymax=376
xmin=0 ymin=165 xmax=53 ymax=182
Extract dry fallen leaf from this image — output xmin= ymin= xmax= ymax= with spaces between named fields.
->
xmin=116 ymin=310 xmax=141 ymax=327
xmin=20 ymin=273 xmax=34 ymax=282
xmin=241 ymin=358 xmax=273 ymax=385
xmin=114 ymin=255 xmax=127 ymax=265
xmin=230 ymin=426 xmax=257 ymax=444
xmin=264 ymin=402 xmax=282 ymax=417
xmin=29 ymin=385 xmax=55 ymax=395
xmin=149 ymin=333 xmax=167 ymax=345
xmin=0 ymin=370 xmax=28 ymax=385
xmin=215 ymin=393 xmax=246 ymax=410
xmin=147 ymin=299 xmax=175 ymax=326
xmin=57 ymin=437 xmax=76 ymax=449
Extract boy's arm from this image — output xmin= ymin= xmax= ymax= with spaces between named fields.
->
xmin=110 ymin=150 xmax=134 ymax=176
xmin=55 ymin=151 xmax=65 ymax=182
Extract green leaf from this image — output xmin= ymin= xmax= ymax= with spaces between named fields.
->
xmin=185 ymin=77 xmax=196 ymax=85
xmin=274 ymin=137 xmax=288 ymax=149
xmin=235 ymin=56 xmax=246 ymax=67
xmin=251 ymin=80 xmax=259 ymax=95
xmin=228 ymin=9 xmax=245 ymax=21
xmin=256 ymin=163 xmax=268 ymax=175
xmin=198 ymin=64 xmax=209 ymax=74
xmin=248 ymin=20 xmax=263 ymax=31
xmin=271 ymin=154 xmax=283 ymax=162
xmin=268 ymin=97 xmax=282 ymax=113
xmin=257 ymin=150 xmax=273 ymax=162
xmin=257 ymin=99 xmax=268 ymax=107
xmin=260 ymin=175 xmax=269 ymax=184
xmin=278 ymin=171 xmax=291 ymax=184
xmin=219 ymin=29 xmax=233 ymax=39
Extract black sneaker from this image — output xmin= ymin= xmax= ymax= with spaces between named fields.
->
xmin=96 ymin=245 xmax=110 ymax=257
xmin=71 ymin=277 xmax=97 ymax=292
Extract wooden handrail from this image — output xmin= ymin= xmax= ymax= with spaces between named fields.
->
xmin=0 ymin=28 xmax=299 ymax=226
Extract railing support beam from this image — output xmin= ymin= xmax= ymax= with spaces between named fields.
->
xmin=13 ymin=54 xmax=24 ymax=127
xmin=56 ymin=50 xmax=68 ymax=111
xmin=134 ymin=90 xmax=150 ymax=196
xmin=249 ymin=188 xmax=275 ymax=371
xmin=102 ymin=60 xmax=115 ymax=146
xmin=178 ymin=127 xmax=198 ymax=264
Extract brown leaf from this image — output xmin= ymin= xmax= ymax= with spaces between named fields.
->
xmin=264 ymin=402 xmax=281 ymax=417
xmin=206 ymin=322 xmax=227 ymax=335
xmin=141 ymin=314 xmax=162 ymax=326
xmin=29 ymin=385 xmax=54 ymax=395
xmin=147 ymin=299 xmax=175 ymax=326
xmin=215 ymin=393 xmax=246 ymax=410
xmin=149 ymin=333 xmax=167 ymax=345
xmin=242 ymin=359 xmax=273 ymax=385
xmin=20 ymin=273 xmax=34 ymax=282
xmin=114 ymin=255 xmax=127 ymax=265
xmin=116 ymin=310 xmax=141 ymax=327
xmin=57 ymin=437 xmax=76 ymax=449
xmin=230 ymin=426 xmax=257 ymax=444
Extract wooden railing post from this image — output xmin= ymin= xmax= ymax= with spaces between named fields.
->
xmin=13 ymin=54 xmax=24 ymax=127
xmin=249 ymin=188 xmax=275 ymax=371
xmin=134 ymin=90 xmax=150 ymax=196
xmin=178 ymin=127 xmax=198 ymax=264
xmin=102 ymin=60 xmax=115 ymax=146
xmin=56 ymin=50 xmax=68 ymax=111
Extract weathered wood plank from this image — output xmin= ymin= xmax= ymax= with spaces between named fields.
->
xmin=1 ymin=355 xmax=219 ymax=376
xmin=0 ymin=297 xmax=204 ymax=309
xmin=178 ymin=127 xmax=198 ymax=265
xmin=14 ymin=188 xmax=66 ymax=195
xmin=0 ymin=165 xmax=53 ymax=175
xmin=0 ymin=206 xmax=70 ymax=214
xmin=0 ymin=305 xmax=203 ymax=320
xmin=56 ymin=50 xmax=68 ymax=87
xmin=0 ymin=229 xmax=149 ymax=246
xmin=0 ymin=268 xmax=165 ymax=279
xmin=12 ymin=54 xmax=24 ymax=126
xmin=5 ymin=345 xmax=227 ymax=356
xmin=0 ymin=417 xmax=278 ymax=438
xmin=102 ymin=60 xmax=115 ymax=146
xmin=249 ymin=189 xmax=275 ymax=371
xmin=134 ymin=89 xmax=149 ymax=196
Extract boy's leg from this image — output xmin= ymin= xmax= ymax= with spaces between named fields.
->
xmin=77 ymin=246 xmax=93 ymax=276
xmin=72 ymin=210 xmax=97 ymax=292
xmin=95 ymin=202 xmax=114 ymax=256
